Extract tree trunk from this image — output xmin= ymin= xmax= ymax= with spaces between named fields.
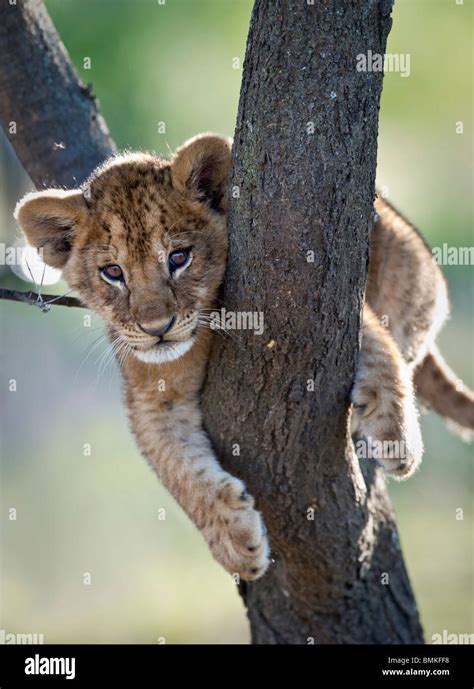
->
xmin=0 ymin=0 xmax=423 ymax=644
xmin=201 ymin=0 xmax=423 ymax=644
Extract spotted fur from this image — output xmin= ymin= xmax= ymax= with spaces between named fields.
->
xmin=352 ymin=197 xmax=474 ymax=478
xmin=16 ymin=134 xmax=270 ymax=580
xmin=15 ymin=134 xmax=474 ymax=582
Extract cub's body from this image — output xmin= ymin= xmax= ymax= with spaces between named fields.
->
xmin=16 ymin=135 xmax=474 ymax=579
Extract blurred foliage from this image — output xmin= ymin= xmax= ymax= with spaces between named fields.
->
xmin=0 ymin=0 xmax=472 ymax=643
xmin=46 ymin=0 xmax=251 ymax=152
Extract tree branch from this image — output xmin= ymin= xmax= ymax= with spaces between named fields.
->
xmin=0 ymin=0 xmax=116 ymax=188
xmin=0 ymin=288 xmax=84 ymax=310
xmin=0 ymin=0 xmax=112 ymax=310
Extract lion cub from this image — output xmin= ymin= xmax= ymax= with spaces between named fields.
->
xmin=15 ymin=134 xmax=474 ymax=580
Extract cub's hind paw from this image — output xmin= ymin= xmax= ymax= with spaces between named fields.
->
xmin=205 ymin=477 xmax=270 ymax=581
xmin=352 ymin=304 xmax=425 ymax=480
xmin=352 ymin=387 xmax=423 ymax=480
xmin=353 ymin=428 xmax=422 ymax=479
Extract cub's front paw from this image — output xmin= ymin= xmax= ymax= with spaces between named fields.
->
xmin=352 ymin=385 xmax=423 ymax=480
xmin=205 ymin=477 xmax=270 ymax=581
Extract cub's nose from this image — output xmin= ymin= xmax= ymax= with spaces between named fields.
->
xmin=138 ymin=315 xmax=176 ymax=338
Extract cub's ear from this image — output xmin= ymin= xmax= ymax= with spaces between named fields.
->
xmin=14 ymin=189 xmax=88 ymax=268
xmin=171 ymin=133 xmax=232 ymax=213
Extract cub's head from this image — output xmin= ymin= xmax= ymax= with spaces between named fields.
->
xmin=15 ymin=134 xmax=232 ymax=364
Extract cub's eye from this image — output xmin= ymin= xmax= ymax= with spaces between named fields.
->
xmin=100 ymin=264 xmax=124 ymax=282
xmin=169 ymin=248 xmax=191 ymax=273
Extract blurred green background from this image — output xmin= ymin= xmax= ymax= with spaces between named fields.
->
xmin=0 ymin=0 xmax=472 ymax=643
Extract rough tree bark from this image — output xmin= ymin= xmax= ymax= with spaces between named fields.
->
xmin=0 ymin=0 xmax=116 ymax=188
xmin=0 ymin=0 xmax=423 ymax=644
xmin=203 ymin=0 xmax=423 ymax=644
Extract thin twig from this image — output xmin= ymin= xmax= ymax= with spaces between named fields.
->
xmin=0 ymin=288 xmax=84 ymax=311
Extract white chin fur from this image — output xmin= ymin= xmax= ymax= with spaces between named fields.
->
xmin=132 ymin=339 xmax=194 ymax=365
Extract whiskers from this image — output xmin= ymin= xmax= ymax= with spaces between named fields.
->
xmin=94 ymin=333 xmax=133 ymax=383
xmin=197 ymin=310 xmax=244 ymax=348
xmin=73 ymin=324 xmax=135 ymax=388
xmin=115 ymin=337 xmax=135 ymax=370
xmin=74 ymin=329 xmax=109 ymax=383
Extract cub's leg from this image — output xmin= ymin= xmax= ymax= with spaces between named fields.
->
xmin=367 ymin=197 xmax=450 ymax=368
xmin=125 ymin=382 xmax=270 ymax=580
xmin=351 ymin=305 xmax=423 ymax=479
